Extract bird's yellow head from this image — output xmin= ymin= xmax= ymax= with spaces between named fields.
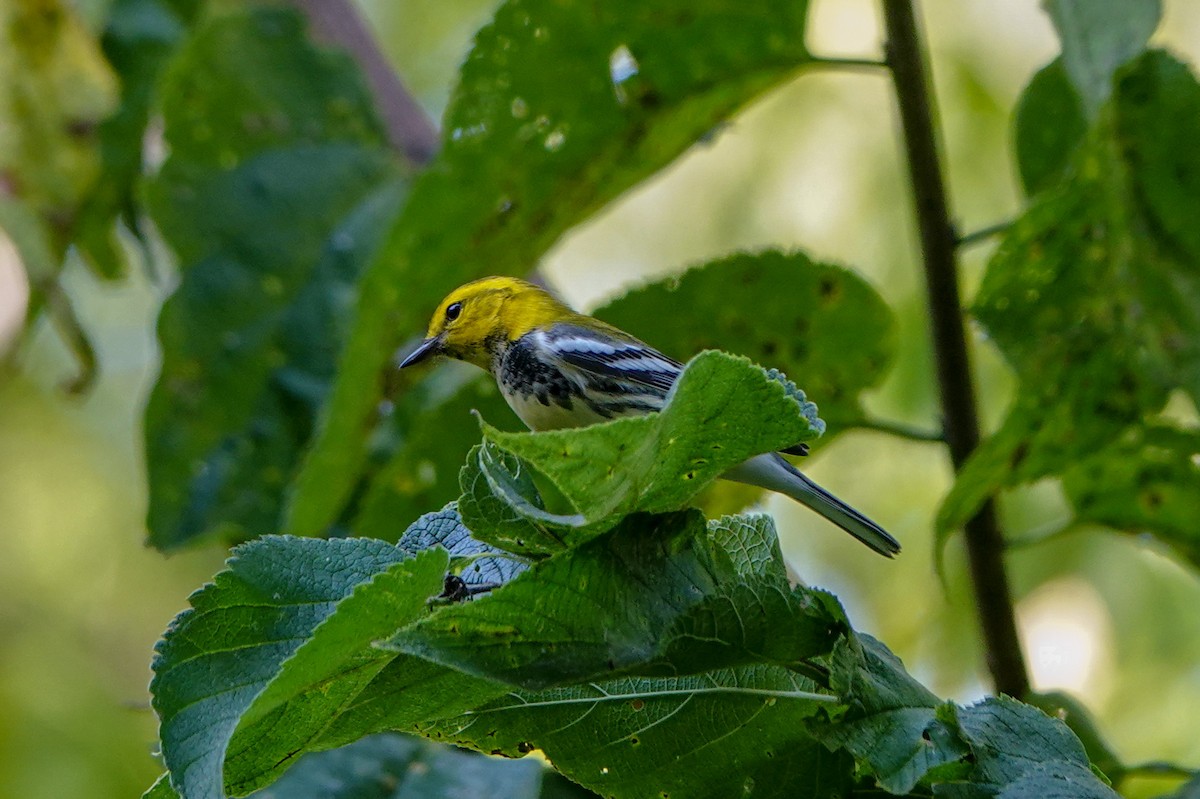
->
xmin=398 ymin=276 xmax=573 ymax=370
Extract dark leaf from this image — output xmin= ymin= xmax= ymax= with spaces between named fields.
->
xmin=143 ymin=7 xmax=405 ymax=549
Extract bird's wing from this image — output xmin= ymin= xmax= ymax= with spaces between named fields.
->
xmin=543 ymin=324 xmax=683 ymax=397
xmin=541 ymin=325 xmax=811 ymax=456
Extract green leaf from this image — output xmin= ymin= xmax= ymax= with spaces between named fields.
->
xmin=306 ymin=650 xmax=509 ymax=755
xmin=230 ymin=509 xmax=527 ymax=795
xmin=1060 ymin=425 xmax=1200 ymax=567
xmin=424 ymin=666 xmax=852 ymax=799
xmin=150 ymin=536 xmax=439 ymax=799
xmin=475 ymin=351 xmax=822 ymax=541
xmin=153 ymin=508 xmax=536 ymax=798
xmin=143 ymin=7 xmax=406 ymax=549
xmin=155 ymin=7 xmax=384 ymax=172
xmin=1024 ymin=692 xmax=1124 ymax=784
xmin=458 ymin=442 xmax=576 ymax=556
xmin=388 ymin=512 xmax=844 ymax=689
xmin=593 ymin=251 xmax=896 ymax=431
xmin=1113 ymin=52 xmax=1200 ymax=270
xmin=994 ymin=763 xmax=1122 ymax=799
xmin=222 ymin=550 xmax=452 ymax=796
xmin=940 ymin=52 xmax=1200 ymax=547
xmin=813 ymin=637 xmax=1121 ymax=797
xmin=286 ymin=0 xmax=817 ymax=537
xmin=1043 ymin=0 xmax=1161 ymax=117
xmin=145 ymin=162 xmax=404 ymax=549
xmin=242 ymin=733 xmax=594 ymax=799
xmin=950 ymin=697 xmax=1119 ymax=797
xmin=813 ymin=635 xmax=970 ymax=792
xmin=1013 ymin=59 xmax=1087 ymax=196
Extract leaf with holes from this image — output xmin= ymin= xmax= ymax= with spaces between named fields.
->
xmin=939 ymin=52 xmax=1200 ymax=549
xmin=1060 ymin=425 xmax=1200 ymax=568
xmin=595 ymin=251 xmax=895 ymax=431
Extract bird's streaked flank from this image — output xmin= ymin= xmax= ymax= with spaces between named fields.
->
xmin=399 ymin=276 xmax=900 ymax=557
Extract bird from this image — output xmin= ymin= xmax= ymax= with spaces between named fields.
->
xmin=398 ymin=276 xmax=900 ymax=557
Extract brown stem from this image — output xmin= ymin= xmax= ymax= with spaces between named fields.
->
xmin=37 ymin=277 xmax=97 ymax=395
xmin=288 ymin=0 xmax=439 ymax=165
xmin=880 ymin=0 xmax=1030 ymax=698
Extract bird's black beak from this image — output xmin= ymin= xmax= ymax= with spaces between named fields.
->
xmin=397 ymin=336 xmax=442 ymax=369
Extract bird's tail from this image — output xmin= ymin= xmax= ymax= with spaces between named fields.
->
xmin=724 ymin=453 xmax=901 ymax=557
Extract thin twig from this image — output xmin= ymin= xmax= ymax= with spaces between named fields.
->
xmin=881 ymin=0 xmax=1030 ymax=699
xmin=288 ymin=0 xmax=439 ymax=166
xmin=808 ymin=55 xmax=890 ymax=72
xmin=37 ymin=278 xmax=97 ymax=395
xmin=957 ymin=220 xmax=1012 ymax=248
xmin=855 ymin=416 xmax=944 ymax=443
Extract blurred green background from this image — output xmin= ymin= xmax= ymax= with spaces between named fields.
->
xmin=2 ymin=1 xmax=1199 ymax=797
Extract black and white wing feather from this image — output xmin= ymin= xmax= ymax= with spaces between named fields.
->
xmin=545 ymin=324 xmax=681 ymax=393
xmin=538 ymin=324 xmax=681 ymax=419
xmin=544 ymin=324 xmax=810 ymax=455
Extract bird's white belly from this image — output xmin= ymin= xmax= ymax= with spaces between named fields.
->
xmin=502 ymin=387 xmax=614 ymax=431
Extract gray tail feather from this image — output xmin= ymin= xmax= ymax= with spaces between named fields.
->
xmin=776 ymin=457 xmax=901 ymax=558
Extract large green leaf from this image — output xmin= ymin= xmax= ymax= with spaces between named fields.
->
xmin=471 ymin=351 xmax=823 ymax=548
xmin=143 ymin=7 xmax=406 ymax=549
xmin=154 ymin=8 xmax=383 ymax=173
xmin=388 ymin=512 xmax=844 ymax=690
xmin=1024 ymin=692 xmax=1125 ymax=786
xmin=423 ymin=666 xmax=852 ymax=799
xmin=150 ymin=537 xmax=434 ymax=799
xmin=594 ymin=251 xmax=895 ymax=431
xmin=939 ymin=52 xmax=1200 ymax=552
xmin=1043 ymin=0 xmax=1161 ymax=117
xmin=220 ymin=549 xmax=453 ymax=797
xmin=286 ymin=0 xmax=818 ymax=537
xmin=150 ymin=507 xmax=545 ymax=799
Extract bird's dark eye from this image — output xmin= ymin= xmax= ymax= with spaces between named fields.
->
xmin=445 ymin=302 xmax=463 ymax=322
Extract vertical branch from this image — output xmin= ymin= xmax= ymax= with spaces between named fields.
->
xmin=288 ymin=0 xmax=439 ymax=166
xmin=880 ymin=0 xmax=1031 ymax=698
